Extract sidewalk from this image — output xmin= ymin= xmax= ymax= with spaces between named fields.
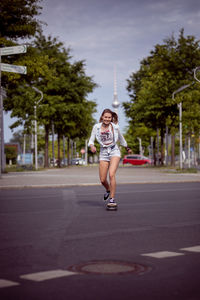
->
xmin=0 ymin=165 xmax=200 ymax=189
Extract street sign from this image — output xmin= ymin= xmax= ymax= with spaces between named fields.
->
xmin=1 ymin=63 xmax=27 ymax=74
xmin=0 ymin=45 xmax=27 ymax=56
xmin=0 ymin=45 xmax=27 ymax=176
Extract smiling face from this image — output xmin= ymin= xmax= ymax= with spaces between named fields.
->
xmin=102 ymin=112 xmax=112 ymax=126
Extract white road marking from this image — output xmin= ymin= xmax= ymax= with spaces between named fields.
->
xmin=180 ymin=245 xmax=200 ymax=252
xmin=20 ymin=269 xmax=77 ymax=282
xmin=0 ymin=279 xmax=20 ymax=288
xmin=141 ymin=251 xmax=185 ymax=258
xmin=1 ymin=244 xmax=200 ymax=287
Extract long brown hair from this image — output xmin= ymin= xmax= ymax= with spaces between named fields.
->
xmin=99 ymin=109 xmax=118 ymax=124
xmin=112 ymin=111 xmax=118 ymax=124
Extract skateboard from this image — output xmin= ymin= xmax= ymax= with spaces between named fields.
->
xmin=106 ymin=202 xmax=118 ymax=211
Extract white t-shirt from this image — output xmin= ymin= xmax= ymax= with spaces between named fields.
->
xmin=100 ymin=125 xmax=114 ymax=146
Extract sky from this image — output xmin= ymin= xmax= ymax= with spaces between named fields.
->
xmin=4 ymin=0 xmax=200 ymax=141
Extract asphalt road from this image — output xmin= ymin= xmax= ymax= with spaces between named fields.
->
xmin=0 ymin=182 xmax=200 ymax=300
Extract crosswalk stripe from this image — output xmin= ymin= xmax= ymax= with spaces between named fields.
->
xmin=141 ymin=251 xmax=184 ymax=258
xmin=0 ymin=279 xmax=20 ymax=288
xmin=20 ymin=269 xmax=77 ymax=282
xmin=1 ymin=245 xmax=200 ymax=288
xmin=180 ymin=245 xmax=200 ymax=252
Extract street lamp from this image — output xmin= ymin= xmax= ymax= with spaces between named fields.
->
xmin=32 ymin=87 xmax=43 ymax=170
xmin=194 ymin=67 xmax=200 ymax=83
xmin=137 ymin=137 xmax=142 ymax=155
xmin=194 ymin=67 xmax=200 ymax=164
xmin=172 ymin=83 xmax=194 ymax=169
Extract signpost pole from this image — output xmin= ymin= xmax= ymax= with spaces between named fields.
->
xmin=0 ymin=45 xmax=27 ymax=175
xmin=0 ymin=49 xmax=2 ymax=177
xmin=32 ymin=87 xmax=43 ymax=170
xmin=172 ymin=83 xmax=194 ymax=169
xmin=85 ymin=140 xmax=88 ymax=165
xmin=34 ymin=105 xmax=38 ymax=170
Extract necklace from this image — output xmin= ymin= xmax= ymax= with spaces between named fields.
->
xmin=102 ymin=123 xmax=110 ymax=130
xmin=102 ymin=122 xmax=110 ymax=127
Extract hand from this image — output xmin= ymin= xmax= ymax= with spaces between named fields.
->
xmin=126 ymin=147 xmax=132 ymax=154
xmin=90 ymin=145 xmax=96 ymax=153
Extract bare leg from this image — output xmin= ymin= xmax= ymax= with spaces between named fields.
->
xmin=109 ymin=156 xmax=120 ymax=198
xmin=99 ymin=160 xmax=110 ymax=191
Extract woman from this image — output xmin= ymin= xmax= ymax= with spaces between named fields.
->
xmin=88 ymin=109 xmax=131 ymax=209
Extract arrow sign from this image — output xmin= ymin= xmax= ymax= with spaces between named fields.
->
xmin=0 ymin=45 xmax=27 ymax=56
xmin=1 ymin=63 xmax=27 ymax=74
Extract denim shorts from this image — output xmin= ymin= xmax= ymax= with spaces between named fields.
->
xmin=99 ymin=145 xmax=121 ymax=162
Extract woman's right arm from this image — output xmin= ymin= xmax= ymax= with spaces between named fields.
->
xmin=88 ymin=125 xmax=97 ymax=153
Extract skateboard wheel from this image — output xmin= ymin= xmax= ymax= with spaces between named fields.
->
xmin=106 ymin=205 xmax=118 ymax=211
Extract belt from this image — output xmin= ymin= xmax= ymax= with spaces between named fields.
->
xmin=101 ymin=144 xmax=115 ymax=150
xmin=110 ymin=144 xmax=115 ymax=150
xmin=107 ymin=145 xmax=115 ymax=154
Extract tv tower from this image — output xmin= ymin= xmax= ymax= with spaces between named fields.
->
xmin=112 ymin=66 xmax=120 ymax=114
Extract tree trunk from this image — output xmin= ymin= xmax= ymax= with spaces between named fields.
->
xmin=160 ymin=127 xmax=164 ymax=166
xmin=153 ymin=138 xmax=156 ymax=166
xmin=165 ymin=126 xmax=169 ymax=166
xmin=63 ymin=136 xmax=66 ymax=166
xmin=171 ymin=134 xmax=175 ymax=167
xmin=57 ymin=131 xmax=61 ymax=168
xmin=157 ymin=128 xmax=159 ymax=165
xmin=52 ymin=122 xmax=55 ymax=167
xmin=67 ymin=137 xmax=70 ymax=165
xmin=44 ymin=124 xmax=49 ymax=168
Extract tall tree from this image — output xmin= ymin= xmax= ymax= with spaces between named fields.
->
xmin=0 ymin=0 xmax=43 ymax=40
xmin=4 ymin=33 xmax=97 ymax=168
xmin=124 ymin=29 xmax=200 ymax=166
xmin=33 ymin=33 xmax=97 ymax=167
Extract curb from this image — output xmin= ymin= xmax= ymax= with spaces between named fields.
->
xmin=0 ymin=180 xmax=200 ymax=190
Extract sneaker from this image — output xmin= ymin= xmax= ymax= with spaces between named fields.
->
xmin=107 ymin=198 xmax=117 ymax=207
xmin=104 ymin=190 xmax=110 ymax=201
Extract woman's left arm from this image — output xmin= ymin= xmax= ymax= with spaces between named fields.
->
xmin=118 ymin=128 xmax=127 ymax=147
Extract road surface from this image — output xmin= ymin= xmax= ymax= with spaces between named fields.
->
xmin=0 ymin=182 xmax=200 ymax=299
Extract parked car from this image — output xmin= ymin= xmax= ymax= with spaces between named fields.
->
xmin=50 ymin=159 xmax=59 ymax=167
xmin=78 ymin=158 xmax=86 ymax=165
xmin=123 ymin=154 xmax=151 ymax=166
xmin=71 ymin=158 xmax=86 ymax=165
xmin=61 ymin=158 xmax=68 ymax=166
xmin=71 ymin=158 xmax=80 ymax=165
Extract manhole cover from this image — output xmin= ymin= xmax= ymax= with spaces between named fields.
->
xmin=68 ymin=261 xmax=151 ymax=275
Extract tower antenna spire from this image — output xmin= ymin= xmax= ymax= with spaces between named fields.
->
xmin=112 ymin=65 xmax=120 ymax=114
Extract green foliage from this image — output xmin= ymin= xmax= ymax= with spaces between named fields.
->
xmin=3 ymin=31 xmax=97 ymax=167
xmin=4 ymin=32 xmax=97 ymax=139
xmin=31 ymin=33 xmax=97 ymax=139
xmin=124 ymin=29 xmax=200 ymax=154
xmin=9 ymin=128 xmax=44 ymax=153
xmin=5 ymin=145 xmax=18 ymax=162
xmin=0 ymin=0 xmax=43 ymax=39
xmin=122 ymin=123 xmax=154 ymax=156
xmin=1 ymin=0 xmax=97 ymax=167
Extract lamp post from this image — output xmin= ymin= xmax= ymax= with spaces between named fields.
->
xmin=172 ymin=83 xmax=194 ymax=169
xmin=194 ymin=67 xmax=200 ymax=83
xmin=137 ymin=137 xmax=142 ymax=155
xmin=32 ymin=87 xmax=43 ymax=170
xmin=194 ymin=67 xmax=200 ymax=163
